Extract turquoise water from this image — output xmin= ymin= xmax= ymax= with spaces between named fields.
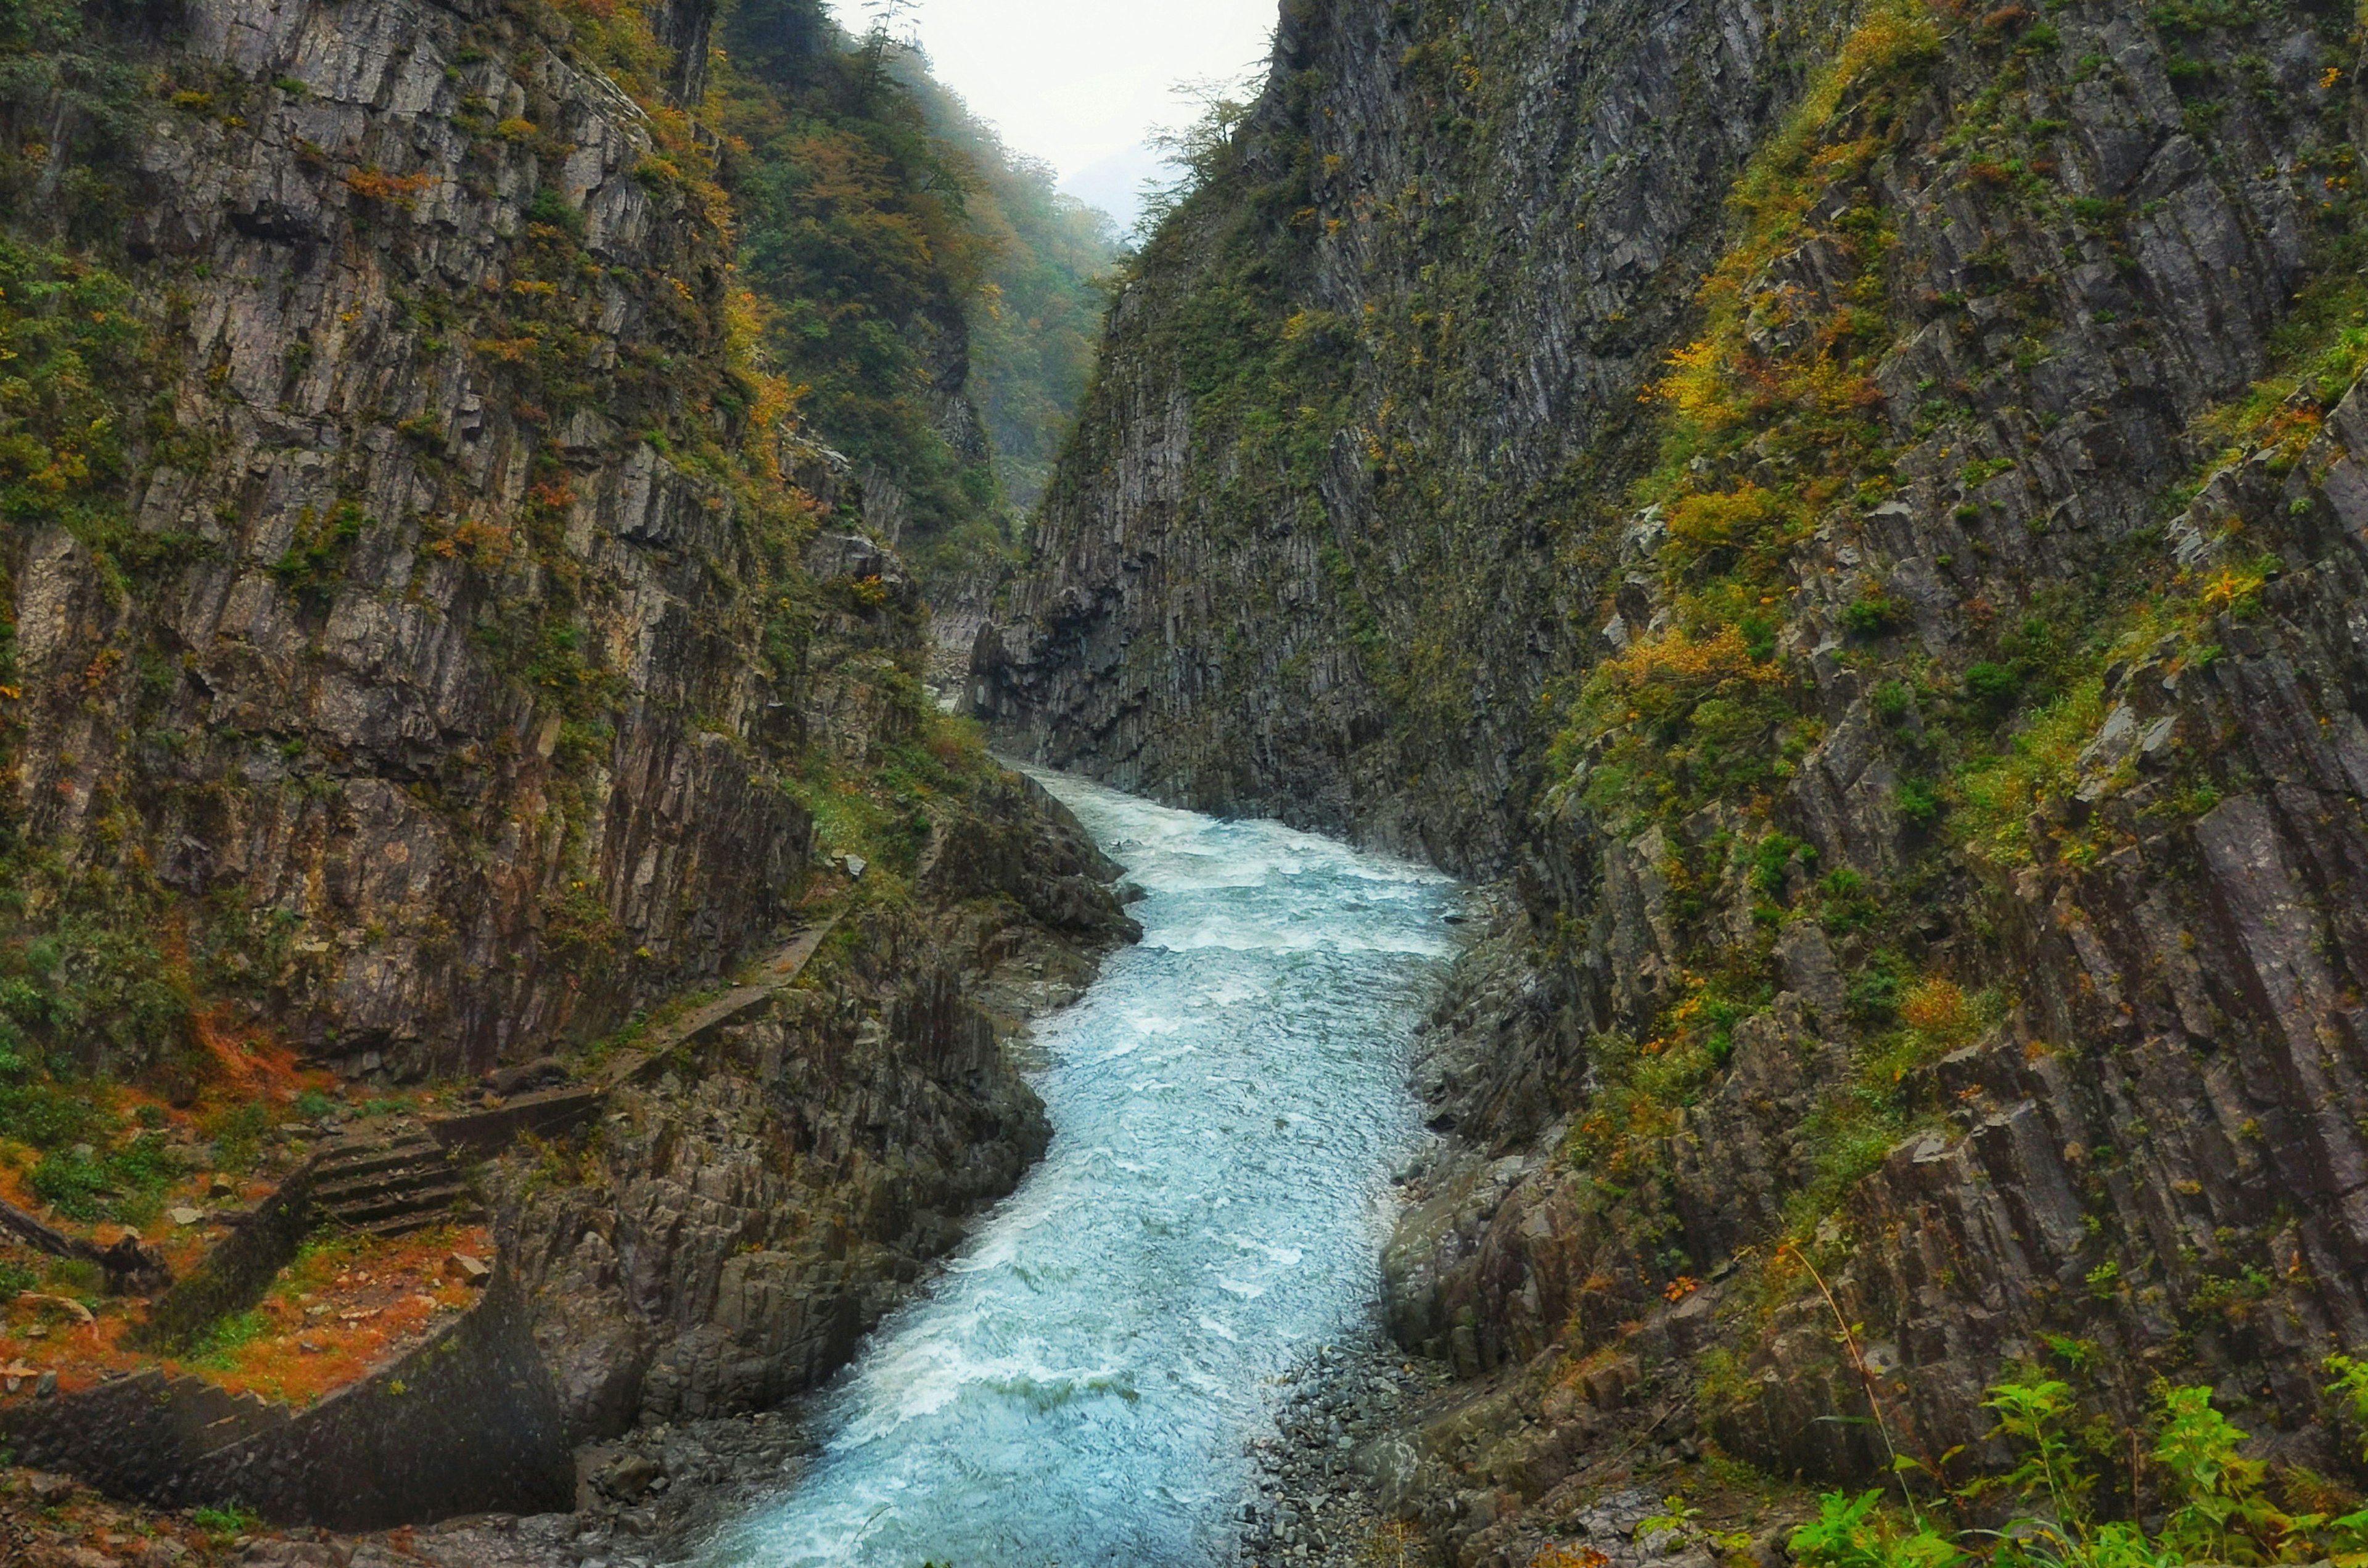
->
xmin=702 ymin=772 xmax=1454 ymax=1567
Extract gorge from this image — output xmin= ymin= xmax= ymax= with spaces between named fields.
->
xmin=8 ymin=0 xmax=2368 ymax=1561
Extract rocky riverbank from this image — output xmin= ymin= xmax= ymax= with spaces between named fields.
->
xmin=1233 ymin=1324 xmax=1818 ymax=1568
xmin=982 ymin=0 xmax=2368 ymax=1548
xmin=1235 ymin=1334 xmax=1451 ymax=1567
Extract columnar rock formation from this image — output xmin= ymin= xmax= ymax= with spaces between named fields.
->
xmin=0 ymin=0 xmax=1139 ymax=1530
xmin=982 ymin=0 xmax=2368 ymax=1550
xmin=7 ymin=0 xmax=815 ymax=1081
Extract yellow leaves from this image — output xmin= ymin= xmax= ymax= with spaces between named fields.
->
xmin=2198 ymin=562 xmax=2270 ymax=619
xmin=344 ymin=167 xmax=435 ymax=208
xmin=1595 ymin=626 xmax=1785 ymax=715
xmin=470 ymin=336 xmax=539 ymax=363
xmin=495 ymin=117 xmax=539 ymax=142
xmin=1809 ymin=133 xmax=1885 ymax=176
xmin=1827 ymin=2 xmax=1945 ymax=107
xmin=1655 ymin=337 xmax=1735 ymax=426
xmin=28 ymin=446 xmax=90 ymax=493
xmin=1901 ymin=977 xmax=1970 ymax=1036
xmin=1667 ymin=483 xmax=1796 ymax=550
xmin=427 ymin=518 xmax=515 ymax=569
xmin=720 ymin=287 xmax=807 ymax=478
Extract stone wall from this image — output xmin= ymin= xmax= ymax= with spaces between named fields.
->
xmin=0 ymin=1268 xmax=571 ymax=1530
xmin=136 ymin=1164 xmax=320 ymax=1353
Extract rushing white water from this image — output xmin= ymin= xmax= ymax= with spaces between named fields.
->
xmin=702 ymin=771 xmax=1457 ymax=1568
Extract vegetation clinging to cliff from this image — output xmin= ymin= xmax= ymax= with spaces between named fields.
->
xmin=0 ymin=0 xmax=1093 ymax=1246
xmin=713 ymin=0 xmax=1115 ymax=570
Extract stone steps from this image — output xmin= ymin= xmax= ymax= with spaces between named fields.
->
xmin=310 ymin=1138 xmax=446 ymax=1183
xmin=310 ymin=1137 xmax=480 ymax=1237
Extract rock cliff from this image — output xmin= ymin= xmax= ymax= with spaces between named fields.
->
xmin=984 ymin=0 xmax=2368 ymax=1551
xmin=2 ymin=0 xmax=826 ymax=1080
xmin=0 ymin=0 xmax=1141 ymax=1533
xmin=502 ymin=765 xmax=1138 ymax=1447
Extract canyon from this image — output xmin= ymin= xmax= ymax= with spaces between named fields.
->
xmin=10 ymin=0 xmax=2368 ymax=1561
xmin=978 ymin=0 xmax=2368 ymax=1559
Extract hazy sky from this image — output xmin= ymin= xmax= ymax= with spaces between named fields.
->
xmin=823 ymin=0 xmax=1278 ymax=222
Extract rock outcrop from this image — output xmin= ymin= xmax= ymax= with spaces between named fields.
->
xmin=501 ymin=784 xmax=1135 ymax=1443
xmin=984 ymin=0 xmax=2368 ymax=1549
xmin=4 ymin=0 xmax=813 ymax=1082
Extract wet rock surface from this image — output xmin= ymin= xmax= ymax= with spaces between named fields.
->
xmin=1234 ymin=1336 xmax=1449 ymax=1567
xmin=1231 ymin=1334 xmax=1783 ymax=1568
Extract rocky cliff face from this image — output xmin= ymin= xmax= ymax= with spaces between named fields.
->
xmin=0 ymin=0 xmax=1147 ymax=1524
xmin=985 ymin=0 xmax=2368 ymax=1550
xmin=504 ymin=773 xmax=1135 ymax=1447
xmin=1 ymin=0 xmax=844 ymax=1082
xmin=977 ymin=0 xmax=1870 ymax=872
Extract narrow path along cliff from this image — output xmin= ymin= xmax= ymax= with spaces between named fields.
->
xmin=697 ymin=771 xmax=1457 ymax=1567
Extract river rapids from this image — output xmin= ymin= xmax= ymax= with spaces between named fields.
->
xmin=704 ymin=772 xmax=1455 ymax=1567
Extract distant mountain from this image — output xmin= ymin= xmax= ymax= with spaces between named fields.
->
xmin=1059 ymin=142 xmax=1174 ymax=236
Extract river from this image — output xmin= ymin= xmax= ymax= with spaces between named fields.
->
xmin=699 ymin=771 xmax=1456 ymax=1567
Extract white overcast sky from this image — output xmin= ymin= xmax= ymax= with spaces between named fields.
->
xmin=824 ymin=0 xmax=1279 ymax=223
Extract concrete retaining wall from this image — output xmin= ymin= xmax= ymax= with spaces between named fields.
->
xmin=0 ymin=1268 xmax=573 ymax=1529
xmin=136 ymin=1165 xmax=320 ymax=1353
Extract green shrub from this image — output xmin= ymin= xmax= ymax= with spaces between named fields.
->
xmin=2330 ymin=1354 xmax=2368 ymax=1455
xmin=0 ymin=1077 xmax=102 ymax=1148
xmin=30 ymin=1146 xmax=108 ymax=1218
xmin=527 ymin=184 xmax=585 ymax=237
xmin=1965 ymin=661 xmax=2022 ymax=702
xmin=269 ymin=501 xmax=368 ymax=593
xmin=1844 ymin=595 xmax=1907 ymax=636
xmin=1849 ymin=951 xmax=1910 ymax=1022
xmin=1791 ymin=1490 xmax=1966 ymax=1568
xmin=2152 ymin=1385 xmax=2291 ymax=1562
xmin=1751 ymin=833 xmax=1813 ymax=897
xmin=28 ymin=1128 xmax=179 ymax=1221
xmin=192 ymin=1504 xmax=260 ymax=1538
xmin=205 ymin=1100 xmax=274 ymax=1173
